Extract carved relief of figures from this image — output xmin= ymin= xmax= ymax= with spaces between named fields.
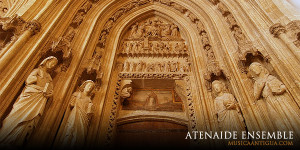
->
xmin=0 ymin=56 xmax=58 ymax=147
xmin=58 ymin=80 xmax=95 ymax=148
xmin=128 ymin=17 xmax=181 ymax=40
xmin=120 ymin=41 xmax=187 ymax=55
xmin=121 ymin=60 xmax=190 ymax=73
xmin=212 ymin=80 xmax=245 ymax=133
xmin=249 ymin=62 xmax=300 ymax=135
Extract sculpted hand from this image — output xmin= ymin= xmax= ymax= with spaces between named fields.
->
xmin=43 ymin=91 xmax=53 ymax=98
xmin=226 ymin=102 xmax=236 ymax=110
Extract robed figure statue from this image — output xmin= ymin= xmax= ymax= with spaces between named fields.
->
xmin=249 ymin=62 xmax=300 ymax=137
xmin=0 ymin=56 xmax=58 ymax=147
xmin=58 ymin=80 xmax=95 ymax=148
xmin=212 ymin=80 xmax=245 ymax=133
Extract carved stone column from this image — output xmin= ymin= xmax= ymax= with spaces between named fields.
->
xmin=270 ymin=23 xmax=300 ymax=60
xmin=0 ymin=20 xmax=41 ymax=71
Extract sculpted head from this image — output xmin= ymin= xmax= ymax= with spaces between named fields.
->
xmin=40 ymin=56 xmax=58 ymax=72
xmin=249 ymin=62 xmax=261 ymax=76
xmin=80 ymin=80 xmax=95 ymax=95
xmin=212 ymin=80 xmax=225 ymax=94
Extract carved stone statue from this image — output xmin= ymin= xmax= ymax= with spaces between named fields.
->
xmin=0 ymin=56 xmax=58 ymax=147
xmin=212 ymin=80 xmax=245 ymax=133
xmin=136 ymin=61 xmax=143 ymax=72
xmin=249 ymin=62 xmax=300 ymax=135
xmin=58 ymin=80 xmax=95 ymax=148
xmin=129 ymin=23 xmax=138 ymax=38
xmin=161 ymin=24 xmax=171 ymax=37
xmin=120 ymin=80 xmax=133 ymax=104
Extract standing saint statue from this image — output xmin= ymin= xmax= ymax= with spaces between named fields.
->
xmin=58 ymin=80 xmax=95 ymax=148
xmin=212 ymin=80 xmax=245 ymax=133
xmin=0 ymin=56 xmax=58 ymax=147
xmin=248 ymin=62 xmax=300 ymax=136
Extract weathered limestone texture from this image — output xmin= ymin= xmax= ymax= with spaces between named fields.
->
xmin=0 ymin=0 xmax=299 ymax=149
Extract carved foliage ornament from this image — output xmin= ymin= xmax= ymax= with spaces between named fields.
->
xmin=0 ymin=14 xmax=25 ymax=35
xmin=0 ymin=15 xmax=41 ymax=50
xmin=270 ymin=23 xmax=286 ymax=38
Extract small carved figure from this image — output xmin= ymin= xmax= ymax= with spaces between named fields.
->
xmin=134 ymin=23 xmax=145 ymax=38
xmin=232 ymin=26 xmax=246 ymax=44
xmin=72 ymin=11 xmax=85 ymax=27
xmin=136 ymin=61 xmax=143 ymax=72
xmin=103 ymin=19 xmax=114 ymax=32
xmin=123 ymin=61 xmax=129 ymax=72
xmin=120 ymin=85 xmax=132 ymax=100
xmin=161 ymin=24 xmax=171 ymax=37
xmin=225 ymin=14 xmax=237 ymax=27
xmin=171 ymin=24 xmax=179 ymax=37
xmin=186 ymin=11 xmax=197 ymax=23
xmin=129 ymin=23 xmax=138 ymax=38
xmin=200 ymin=32 xmax=210 ymax=46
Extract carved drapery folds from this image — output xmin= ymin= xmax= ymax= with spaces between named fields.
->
xmin=0 ymin=56 xmax=58 ymax=147
xmin=56 ymin=80 xmax=95 ymax=149
xmin=212 ymin=80 xmax=246 ymax=134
